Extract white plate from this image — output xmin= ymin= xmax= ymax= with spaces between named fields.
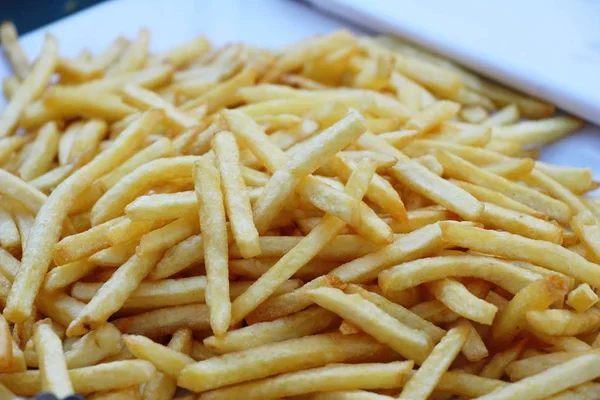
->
xmin=1 ymin=0 xmax=599 ymax=179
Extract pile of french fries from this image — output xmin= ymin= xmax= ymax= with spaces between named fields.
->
xmin=1 ymin=20 xmax=600 ymax=400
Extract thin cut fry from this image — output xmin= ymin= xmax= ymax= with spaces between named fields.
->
xmin=213 ymin=131 xmax=260 ymax=258
xmin=440 ymin=224 xmax=600 ymax=288
xmin=399 ymin=322 xmax=470 ymax=399
xmin=67 ymin=251 xmax=163 ymax=336
xmin=426 ymin=278 xmax=498 ymax=325
xmin=476 ymin=354 xmax=600 ymax=400
xmin=33 ymin=320 xmax=73 ymax=397
xmin=379 ymin=254 xmax=540 ymax=296
xmin=527 ymin=308 xmax=600 ymax=336
xmin=199 ymin=361 xmax=413 ymax=400
xmin=0 ymin=22 xmax=29 ymax=79
xmin=177 ymin=333 xmax=388 ymax=392
xmin=204 ymin=307 xmax=339 ymax=353
xmin=0 ymin=360 xmax=156 ymax=396
xmin=194 ymin=157 xmax=230 ymax=335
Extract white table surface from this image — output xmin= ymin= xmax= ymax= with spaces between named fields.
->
xmin=1 ymin=0 xmax=599 ymax=179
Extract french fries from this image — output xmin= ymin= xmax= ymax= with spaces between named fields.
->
xmin=0 ymin=22 xmax=598 ymax=400
xmin=33 ymin=319 xmax=74 ymax=397
xmin=194 ymin=157 xmax=231 ymax=336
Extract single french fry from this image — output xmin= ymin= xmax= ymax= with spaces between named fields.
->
xmin=451 ymin=179 xmax=546 ymax=219
xmin=0 ymin=203 xmax=19 ymax=251
xmin=476 ymin=354 xmax=600 ymax=400
xmin=426 ymin=278 xmax=498 ymax=325
xmin=53 ymin=216 xmax=126 ymax=266
xmin=0 ymin=314 xmax=12 ymax=371
xmin=460 ymin=319 xmax=488 ymax=362
xmin=566 ymin=283 xmax=599 ymax=313
xmin=440 ymin=224 xmax=600 ymax=288
xmin=0 ymin=360 xmax=156 ymax=396
xmin=136 ymin=216 xmax=199 ymax=256
xmin=535 ymin=162 xmax=593 ymax=194
xmin=506 ymin=351 xmax=599 ymax=381
xmin=0 ymin=134 xmax=31 ymax=164
xmin=2 ymin=75 xmax=19 ymax=100
xmin=18 ymin=121 xmax=59 ymax=181
xmin=399 ymin=322 xmax=470 ymax=399
xmin=570 ymin=211 xmax=600 ymax=263
xmin=229 ymin=257 xmax=338 ymax=281
xmin=33 ymin=320 xmax=73 ymax=397
xmin=89 ymin=240 xmax=137 ymax=267
xmin=71 ymin=276 xmax=206 ymax=309
xmin=43 ymin=259 xmax=97 ymax=291
xmin=491 ymin=116 xmax=583 ymax=146
xmin=204 ymin=306 xmax=339 ymax=353
xmin=113 ymin=304 xmax=210 ymax=337
xmin=125 ymin=191 xmax=196 ymax=220
xmin=479 ymin=202 xmax=562 ymax=242
xmin=527 ymin=308 xmax=600 ymax=336
xmin=199 ymin=361 xmax=413 ymax=400
xmin=79 ymin=65 xmax=173 ymax=94
xmin=177 ymin=333 xmax=389 ymax=392
xmin=379 ymin=254 xmax=540 ymax=296
xmin=10 ymin=201 xmax=34 ymax=250
xmin=66 ymin=251 xmax=163 ymax=336
xmin=105 ymin=217 xmax=157 ymax=247
xmin=213 ymin=131 xmax=260 ymax=258
xmin=0 ymin=169 xmax=47 ymax=213
xmin=40 ymin=87 xmax=137 ymax=123
xmin=481 ymin=104 xmax=520 ymax=127
xmin=194 ymin=157 xmax=230 ymax=336
xmin=87 ymin=386 xmax=142 ymax=400
xmin=0 ymin=22 xmax=29 ymax=79
xmin=534 ymin=333 xmax=591 ymax=352
xmin=480 ymin=339 xmax=527 ymax=379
